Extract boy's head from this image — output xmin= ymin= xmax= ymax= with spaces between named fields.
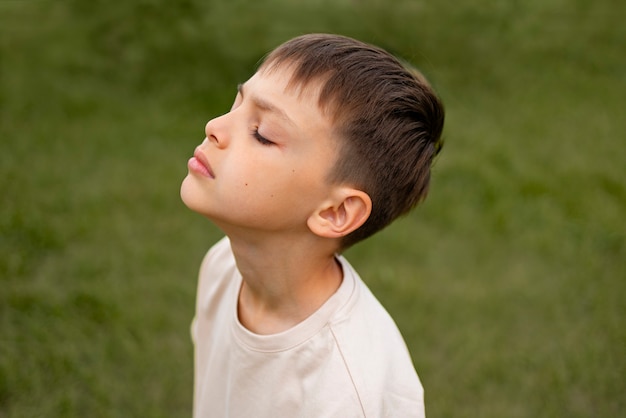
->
xmin=260 ymin=34 xmax=444 ymax=249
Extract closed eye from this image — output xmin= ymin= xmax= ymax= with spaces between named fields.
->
xmin=252 ymin=128 xmax=275 ymax=146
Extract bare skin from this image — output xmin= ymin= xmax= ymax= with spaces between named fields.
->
xmin=181 ymin=65 xmax=371 ymax=335
xmin=230 ymin=232 xmax=343 ymax=334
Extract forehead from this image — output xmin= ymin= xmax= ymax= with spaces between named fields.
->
xmin=259 ymin=53 xmax=346 ymax=122
xmin=257 ymin=61 xmax=317 ymax=96
xmin=250 ymin=65 xmax=330 ymax=118
xmin=244 ymin=65 xmax=334 ymax=138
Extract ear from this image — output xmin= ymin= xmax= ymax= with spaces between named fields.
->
xmin=307 ymin=187 xmax=372 ymax=239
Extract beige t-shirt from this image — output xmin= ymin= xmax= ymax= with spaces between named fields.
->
xmin=192 ymin=237 xmax=425 ymax=418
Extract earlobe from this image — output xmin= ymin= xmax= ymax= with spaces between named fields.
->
xmin=307 ymin=188 xmax=372 ymax=239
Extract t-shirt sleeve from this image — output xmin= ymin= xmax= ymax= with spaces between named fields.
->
xmin=383 ymin=390 xmax=426 ymax=418
xmin=191 ymin=236 xmax=231 ymax=344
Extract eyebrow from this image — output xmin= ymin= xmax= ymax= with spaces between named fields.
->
xmin=237 ymin=83 xmax=296 ymax=127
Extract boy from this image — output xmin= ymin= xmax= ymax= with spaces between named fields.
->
xmin=181 ymin=34 xmax=444 ymax=417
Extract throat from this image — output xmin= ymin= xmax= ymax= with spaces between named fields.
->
xmin=236 ymin=258 xmax=343 ymax=335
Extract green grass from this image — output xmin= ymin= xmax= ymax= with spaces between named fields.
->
xmin=1 ymin=0 xmax=624 ymax=417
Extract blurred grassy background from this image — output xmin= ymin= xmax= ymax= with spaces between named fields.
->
xmin=1 ymin=0 xmax=624 ymax=417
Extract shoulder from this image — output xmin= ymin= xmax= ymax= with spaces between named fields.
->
xmin=197 ymin=236 xmax=237 ymax=284
xmin=195 ymin=236 xmax=238 ymax=311
xmin=330 ymin=257 xmax=425 ymax=417
xmin=200 ymin=236 xmax=234 ymax=272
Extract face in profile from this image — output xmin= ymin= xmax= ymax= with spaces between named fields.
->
xmin=181 ymin=65 xmax=339 ymax=234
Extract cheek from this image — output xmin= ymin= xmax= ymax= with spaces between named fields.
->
xmin=221 ymin=163 xmax=257 ymax=190
xmin=223 ymin=153 xmax=280 ymax=189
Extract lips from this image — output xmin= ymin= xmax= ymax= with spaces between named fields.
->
xmin=188 ymin=147 xmax=215 ymax=178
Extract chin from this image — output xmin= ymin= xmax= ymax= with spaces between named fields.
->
xmin=180 ymin=176 xmax=221 ymax=221
xmin=180 ymin=176 xmax=203 ymax=212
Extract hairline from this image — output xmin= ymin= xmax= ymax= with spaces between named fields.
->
xmin=257 ymin=58 xmax=354 ymax=185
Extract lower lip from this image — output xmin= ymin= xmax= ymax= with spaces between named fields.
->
xmin=188 ymin=157 xmax=214 ymax=178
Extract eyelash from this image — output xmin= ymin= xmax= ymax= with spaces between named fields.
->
xmin=252 ymin=128 xmax=274 ymax=146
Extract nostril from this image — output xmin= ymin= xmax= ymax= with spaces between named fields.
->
xmin=204 ymin=116 xmax=227 ymax=147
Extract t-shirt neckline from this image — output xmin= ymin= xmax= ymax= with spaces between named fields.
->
xmin=230 ymin=255 xmax=357 ymax=352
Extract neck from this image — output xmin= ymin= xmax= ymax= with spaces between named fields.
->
xmin=227 ymin=231 xmax=343 ymax=335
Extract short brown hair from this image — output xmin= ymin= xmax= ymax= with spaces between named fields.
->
xmin=261 ymin=34 xmax=444 ymax=249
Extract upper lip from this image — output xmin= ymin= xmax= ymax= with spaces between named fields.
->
xmin=194 ymin=147 xmax=215 ymax=178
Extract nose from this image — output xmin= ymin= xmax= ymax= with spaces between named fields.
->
xmin=204 ymin=113 xmax=230 ymax=148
